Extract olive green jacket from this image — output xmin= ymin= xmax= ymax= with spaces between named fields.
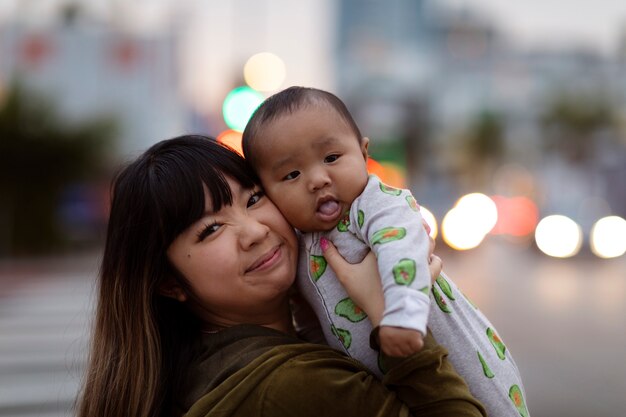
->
xmin=178 ymin=325 xmax=486 ymax=417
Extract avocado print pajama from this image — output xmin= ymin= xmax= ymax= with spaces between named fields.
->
xmin=296 ymin=175 xmax=530 ymax=417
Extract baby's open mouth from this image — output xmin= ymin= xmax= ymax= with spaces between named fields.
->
xmin=316 ymin=199 xmax=342 ymax=222
xmin=318 ymin=200 xmax=339 ymax=215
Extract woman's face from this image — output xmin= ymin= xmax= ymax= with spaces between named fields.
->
xmin=167 ymin=176 xmax=298 ymax=326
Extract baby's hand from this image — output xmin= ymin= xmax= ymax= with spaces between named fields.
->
xmin=378 ymin=326 xmax=424 ymax=357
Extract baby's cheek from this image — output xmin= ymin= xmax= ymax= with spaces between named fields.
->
xmin=268 ymin=190 xmax=293 ymax=211
xmin=283 ymin=206 xmax=304 ymax=225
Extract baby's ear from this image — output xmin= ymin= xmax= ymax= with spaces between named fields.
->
xmin=361 ymin=137 xmax=370 ymax=160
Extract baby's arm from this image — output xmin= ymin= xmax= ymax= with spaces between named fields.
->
xmin=378 ymin=218 xmax=439 ymax=356
xmin=353 ymin=177 xmax=432 ymax=356
xmin=321 ymin=233 xmax=442 ymax=359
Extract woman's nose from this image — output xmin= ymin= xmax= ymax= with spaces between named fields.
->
xmin=238 ymin=215 xmax=270 ymax=249
xmin=308 ymin=168 xmax=331 ymax=192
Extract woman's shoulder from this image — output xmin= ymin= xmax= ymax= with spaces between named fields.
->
xmin=178 ymin=325 xmax=343 ymax=411
xmin=184 ymin=342 xmax=372 ymax=417
xmin=183 ymin=333 xmax=484 ymax=417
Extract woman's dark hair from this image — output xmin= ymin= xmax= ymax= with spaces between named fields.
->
xmin=242 ymin=86 xmax=363 ymax=169
xmin=77 ymin=135 xmax=259 ymax=417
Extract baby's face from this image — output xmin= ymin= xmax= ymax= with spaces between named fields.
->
xmin=253 ymin=104 xmax=369 ymax=232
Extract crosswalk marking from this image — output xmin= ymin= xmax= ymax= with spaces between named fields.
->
xmin=0 ymin=268 xmax=94 ymax=417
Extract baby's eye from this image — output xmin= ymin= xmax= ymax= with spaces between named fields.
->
xmin=283 ymin=171 xmax=300 ymax=181
xmin=324 ymin=154 xmax=340 ymax=163
xmin=247 ymin=190 xmax=265 ymax=207
xmin=197 ymin=222 xmax=221 ymax=242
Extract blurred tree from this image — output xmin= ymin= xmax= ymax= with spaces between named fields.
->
xmin=0 ymin=82 xmax=117 ymax=256
xmin=60 ymin=2 xmax=82 ymax=26
xmin=401 ymin=95 xmax=430 ymax=184
xmin=465 ymin=110 xmax=505 ymax=161
xmin=458 ymin=109 xmax=505 ymax=188
xmin=541 ymin=93 xmax=615 ymax=164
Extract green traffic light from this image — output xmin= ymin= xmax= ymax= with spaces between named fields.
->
xmin=222 ymin=86 xmax=264 ymax=132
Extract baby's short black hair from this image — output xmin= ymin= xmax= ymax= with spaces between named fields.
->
xmin=242 ymin=86 xmax=362 ymax=169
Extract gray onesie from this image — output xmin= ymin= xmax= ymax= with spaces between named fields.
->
xmin=296 ymin=175 xmax=530 ymax=417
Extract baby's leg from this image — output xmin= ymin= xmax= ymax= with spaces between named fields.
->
xmin=428 ymin=272 xmax=531 ymax=417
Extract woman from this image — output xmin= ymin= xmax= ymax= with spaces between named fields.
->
xmin=76 ymin=135 xmax=485 ymax=417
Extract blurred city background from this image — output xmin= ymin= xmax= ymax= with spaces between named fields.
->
xmin=0 ymin=0 xmax=625 ymax=416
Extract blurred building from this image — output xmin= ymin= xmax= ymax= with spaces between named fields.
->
xmin=335 ymin=0 xmax=626 ymax=224
xmin=0 ymin=8 xmax=186 ymax=155
xmin=0 ymin=0 xmax=623 ymax=247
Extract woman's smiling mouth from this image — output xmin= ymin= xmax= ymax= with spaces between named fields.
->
xmin=246 ymin=246 xmax=282 ymax=273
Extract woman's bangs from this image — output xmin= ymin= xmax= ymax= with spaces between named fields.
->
xmin=143 ymin=135 xmax=260 ymax=242
xmin=198 ymin=142 xmax=259 ymax=213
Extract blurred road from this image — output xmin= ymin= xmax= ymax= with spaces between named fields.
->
xmin=443 ymin=240 xmax=626 ymax=417
xmin=0 ymin=243 xmax=624 ymax=417
xmin=0 ymin=255 xmax=95 ymax=417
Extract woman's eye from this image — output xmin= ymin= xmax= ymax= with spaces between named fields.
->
xmin=197 ymin=222 xmax=221 ymax=242
xmin=283 ymin=171 xmax=300 ymax=181
xmin=247 ymin=190 xmax=265 ymax=207
xmin=324 ymin=154 xmax=340 ymax=163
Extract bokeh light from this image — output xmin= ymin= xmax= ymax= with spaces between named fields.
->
xmin=490 ymin=195 xmax=539 ymax=236
xmin=366 ymin=158 xmax=406 ymax=188
xmin=535 ymin=215 xmax=583 ymax=258
xmin=590 ymin=216 xmax=626 ymax=258
xmin=441 ymin=193 xmax=498 ymax=250
xmin=244 ymin=52 xmax=286 ymax=92
xmin=379 ymin=161 xmax=406 ymax=189
xmin=456 ymin=193 xmax=498 ymax=236
xmin=442 ymin=207 xmax=486 ymax=250
xmin=420 ymin=206 xmax=438 ymax=239
xmin=217 ymin=129 xmax=243 ymax=156
xmin=222 ymin=86 xmax=265 ymax=132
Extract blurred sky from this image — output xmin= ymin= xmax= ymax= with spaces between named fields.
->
xmin=3 ymin=0 xmax=626 ymax=111
xmin=0 ymin=0 xmax=626 ymax=51
xmin=441 ymin=0 xmax=626 ymax=53
xmin=3 ymin=0 xmax=626 ymax=54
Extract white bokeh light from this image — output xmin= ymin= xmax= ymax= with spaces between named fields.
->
xmin=535 ymin=215 xmax=582 ymax=258
xmin=441 ymin=193 xmax=497 ymax=250
xmin=244 ymin=52 xmax=287 ymax=92
xmin=456 ymin=193 xmax=498 ymax=236
xmin=590 ymin=216 xmax=626 ymax=258
xmin=442 ymin=207 xmax=486 ymax=250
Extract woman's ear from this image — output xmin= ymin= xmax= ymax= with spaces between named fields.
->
xmin=361 ymin=137 xmax=370 ymax=160
xmin=159 ymin=279 xmax=188 ymax=302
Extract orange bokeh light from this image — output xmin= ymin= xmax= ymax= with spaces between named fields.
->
xmin=217 ymin=130 xmax=243 ymax=156
xmin=490 ymin=195 xmax=539 ymax=236
xmin=367 ymin=158 xmax=406 ymax=188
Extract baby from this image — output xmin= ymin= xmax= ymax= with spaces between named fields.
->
xmin=242 ymin=86 xmax=530 ymax=417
